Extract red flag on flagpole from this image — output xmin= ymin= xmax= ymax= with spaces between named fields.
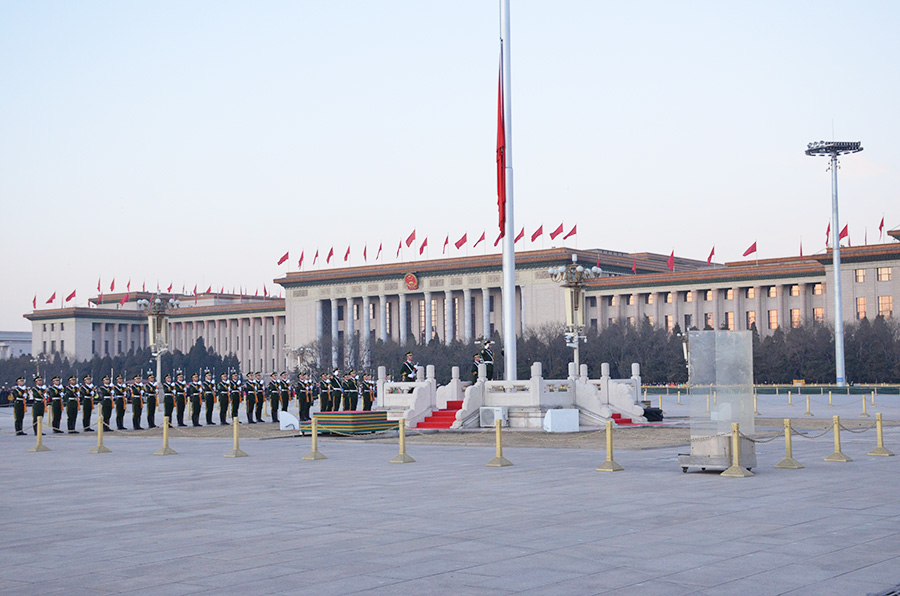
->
xmin=326 ymin=247 xmax=334 ymax=263
xmin=363 ymin=245 xmax=367 ymax=262
xmin=254 ymin=288 xmax=258 ymax=297
xmin=473 ymin=232 xmax=485 ymax=248
xmin=376 ymin=243 xmax=382 ymax=260
xmin=879 ymin=216 xmax=885 ymax=239
xmin=205 ymin=285 xmax=212 ymax=294
xmin=707 ymin=245 xmax=715 ymax=265
xmin=343 ymin=246 xmax=351 ymax=262
xmin=563 ymin=225 xmax=577 ymax=240
xmin=454 ymin=233 xmax=467 ymax=250
xmin=442 ymin=235 xmax=449 ymax=254
xmin=494 ymin=231 xmax=504 ymax=247
xmin=666 ymin=251 xmax=675 ymax=272
xmin=277 ymin=251 xmax=289 ymax=266
xmin=419 ymin=237 xmax=428 ymax=255
xmin=514 ymin=227 xmax=524 ymax=243
xmin=632 ymin=258 xmax=637 ymax=274
xmin=531 ymin=225 xmax=543 ymax=242
xmin=126 ymin=279 xmax=131 ymax=292
xmin=121 ymin=293 xmax=129 ymax=306
xmin=264 ymin=285 xmax=268 ymax=297
xmin=312 ymin=249 xmax=318 ymax=265
xmin=46 ymin=292 xmax=56 ymax=304
xmin=406 ymin=230 xmax=416 ymax=247
xmin=32 ymin=295 xmax=37 ymax=309
xmin=839 ymin=224 xmax=848 ymax=240
xmin=549 ymin=223 xmax=564 ymax=240
xmin=800 ymin=240 xmax=804 ymax=260
xmin=167 ymin=282 xmax=173 ymax=292
xmin=742 ymin=241 xmax=757 ymax=257
xmin=65 ymin=290 xmax=76 ymax=303
xmin=396 ymin=241 xmax=402 ymax=258
xmin=496 ymin=55 xmax=506 ymax=233
xmin=299 ymin=251 xmax=304 ymax=268
xmin=142 ymin=281 xmax=145 ymax=292
xmin=110 ymin=278 xmax=115 ymax=292
xmin=825 ymin=222 xmax=831 ymax=247
xmin=97 ymin=277 xmax=101 ymax=292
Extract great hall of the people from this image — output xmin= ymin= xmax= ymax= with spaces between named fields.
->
xmin=25 ymin=230 xmax=900 ymax=374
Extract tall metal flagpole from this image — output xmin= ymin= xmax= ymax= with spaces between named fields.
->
xmin=500 ymin=0 xmax=517 ymax=380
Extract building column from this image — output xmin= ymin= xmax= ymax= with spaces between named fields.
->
xmin=330 ymin=298 xmax=339 ymax=369
xmin=733 ymin=287 xmax=743 ymax=330
xmin=693 ymin=289 xmax=702 ymax=330
xmin=423 ymin=291 xmax=433 ymax=344
xmin=444 ymin=290 xmax=454 ymax=343
xmin=399 ymin=294 xmax=408 ymax=346
xmin=378 ymin=294 xmax=387 ymax=342
xmin=264 ymin=317 xmax=273 ymax=373
xmin=315 ymin=301 xmax=324 ymax=366
xmin=754 ymin=286 xmax=763 ymax=330
xmin=346 ymin=297 xmax=355 ymax=368
xmin=362 ymin=295 xmax=371 ymax=367
xmin=799 ymin=283 xmax=808 ymax=325
xmin=653 ymin=292 xmax=661 ymax=326
xmin=520 ymin=288 xmax=525 ymax=335
xmin=463 ymin=288 xmax=473 ymax=343
xmin=482 ymin=289 xmax=491 ymax=339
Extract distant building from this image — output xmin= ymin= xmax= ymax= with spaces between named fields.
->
xmin=0 ymin=331 xmax=32 ymax=359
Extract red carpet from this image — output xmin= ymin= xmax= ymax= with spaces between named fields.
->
xmin=416 ymin=400 xmax=463 ymax=429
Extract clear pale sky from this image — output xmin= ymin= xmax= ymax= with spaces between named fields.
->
xmin=2 ymin=1 xmax=898 ymax=331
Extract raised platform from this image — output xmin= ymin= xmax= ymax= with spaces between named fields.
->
xmin=300 ymin=411 xmax=397 ymax=434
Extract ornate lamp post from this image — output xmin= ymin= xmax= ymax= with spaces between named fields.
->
xmin=138 ymin=293 xmax=179 ymax=407
xmin=805 ymin=140 xmax=863 ymax=387
xmin=549 ymin=255 xmax=602 ymax=369
xmin=31 ymin=353 xmax=48 ymax=379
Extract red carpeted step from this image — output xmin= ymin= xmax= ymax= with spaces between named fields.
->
xmin=416 ymin=403 xmax=464 ymax=429
xmin=611 ymin=413 xmax=633 ymax=425
xmin=446 ymin=400 xmax=464 ymax=409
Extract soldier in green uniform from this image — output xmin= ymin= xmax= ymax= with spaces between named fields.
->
xmin=162 ymin=373 xmax=175 ymax=427
xmin=174 ymin=372 xmax=187 ymax=427
xmin=202 ymin=371 xmax=217 ymax=425
xmin=113 ymin=374 xmax=128 ymax=430
xmin=361 ymin=373 xmax=376 ymax=411
xmin=266 ymin=373 xmax=280 ymax=424
xmin=279 ymin=372 xmax=291 ymax=414
xmin=29 ymin=375 xmax=48 ymax=435
xmin=318 ymin=373 xmax=332 ymax=413
xmin=49 ymin=375 xmax=64 ymax=433
xmin=244 ymin=373 xmax=257 ymax=424
xmin=64 ymin=375 xmax=80 ymax=433
xmin=10 ymin=376 xmax=27 ymax=436
xmin=188 ymin=372 xmax=202 ymax=427
xmin=253 ymin=372 xmax=265 ymax=422
xmin=131 ymin=374 xmax=144 ymax=430
xmin=229 ymin=372 xmax=242 ymax=421
xmin=400 ymin=352 xmax=417 ymax=382
xmin=471 ymin=353 xmax=483 ymax=384
xmin=216 ymin=372 xmax=230 ymax=424
xmin=97 ymin=375 xmax=114 ymax=432
xmin=296 ymin=373 xmax=313 ymax=421
xmin=342 ymin=371 xmax=359 ymax=411
xmin=480 ymin=341 xmax=495 ymax=381
xmin=79 ymin=374 xmax=96 ymax=432
xmin=146 ymin=372 xmax=158 ymax=428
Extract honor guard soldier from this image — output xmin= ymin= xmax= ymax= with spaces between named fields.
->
xmin=279 ymin=372 xmax=291 ymax=413
xmin=162 ymin=373 xmax=175 ymax=427
xmin=98 ymin=375 xmax=115 ymax=432
xmin=361 ymin=373 xmax=376 ymax=411
xmin=400 ymin=352 xmax=417 ymax=382
xmin=188 ymin=373 xmax=203 ymax=427
xmin=113 ymin=375 xmax=128 ymax=430
xmin=229 ymin=372 xmax=242 ymax=421
xmin=296 ymin=374 xmax=313 ymax=421
xmin=480 ymin=341 xmax=495 ymax=381
xmin=342 ymin=371 xmax=359 ymax=411
xmin=10 ymin=376 xmax=27 ymax=436
xmin=318 ymin=373 xmax=332 ymax=412
xmin=146 ymin=373 xmax=158 ymax=428
xmin=49 ymin=375 xmax=64 ymax=433
xmin=29 ymin=375 xmax=48 ymax=435
xmin=253 ymin=372 xmax=266 ymax=422
xmin=266 ymin=373 xmax=280 ymax=424
xmin=131 ymin=374 xmax=144 ymax=430
xmin=329 ymin=369 xmax=344 ymax=411
xmin=174 ymin=372 xmax=187 ymax=427
xmin=79 ymin=374 xmax=96 ymax=432
xmin=216 ymin=372 xmax=230 ymax=424
xmin=64 ymin=375 xmax=80 ymax=433
xmin=244 ymin=373 xmax=258 ymax=423
xmin=202 ymin=371 xmax=217 ymax=425
xmin=471 ymin=353 xmax=483 ymax=384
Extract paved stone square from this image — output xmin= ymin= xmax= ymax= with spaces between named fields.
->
xmin=2 ymin=408 xmax=899 ymax=596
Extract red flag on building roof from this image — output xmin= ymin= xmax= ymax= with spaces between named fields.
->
xmin=494 ymin=231 xmax=503 ymax=247
xmin=126 ymin=279 xmax=131 ymax=292
xmin=514 ymin=227 xmax=524 ymax=243
xmin=666 ymin=251 xmax=675 ymax=272
xmin=312 ymin=249 xmax=318 ymax=265
xmin=455 ymin=233 xmax=467 ymax=250
xmin=531 ymin=225 xmax=543 ymax=243
xmin=299 ymin=251 xmax=304 ymax=268
xmin=825 ymin=222 xmax=831 ymax=247
xmin=496 ymin=55 xmax=506 ymax=234
xmin=406 ymin=229 xmax=416 ymax=247
xmin=549 ymin=223 xmax=564 ymax=240
xmin=46 ymin=292 xmax=56 ymax=304
xmin=121 ymin=293 xmax=129 ymax=306
xmin=879 ymin=216 xmax=885 ymax=239
xmin=707 ymin=245 xmax=715 ymax=265
xmin=326 ymin=247 xmax=334 ymax=264
xmin=65 ymin=289 xmax=76 ymax=303
xmin=839 ymin=224 xmax=849 ymax=240
xmin=205 ymin=285 xmax=212 ymax=294
xmin=264 ymin=285 xmax=268 ymax=297
xmin=800 ymin=240 xmax=804 ymax=261
xmin=167 ymin=282 xmax=173 ymax=292
xmin=396 ymin=241 xmax=402 ymax=258
xmin=632 ymin=258 xmax=637 ymax=274
xmin=743 ymin=241 xmax=757 ymax=257
xmin=442 ymin=235 xmax=449 ymax=255
xmin=97 ymin=277 xmax=101 ymax=292
xmin=142 ymin=281 xmax=145 ymax=292
xmin=363 ymin=245 xmax=367 ymax=262
xmin=419 ymin=237 xmax=428 ymax=255
xmin=32 ymin=295 xmax=36 ymax=309
xmin=277 ymin=251 xmax=289 ymax=266
xmin=563 ymin=225 xmax=577 ymax=240
xmin=110 ymin=278 xmax=115 ymax=292
xmin=344 ymin=246 xmax=351 ymax=262
xmin=473 ymin=231 xmax=485 ymax=248
xmin=376 ymin=243 xmax=382 ymax=260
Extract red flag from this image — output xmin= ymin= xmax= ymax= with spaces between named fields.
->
xmin=344 ymin=246 xmax=351 ymax=262
xmin=255 ymin=288 xmax=258 ymax=297
xmin=193 ymin=284 xmax=197 ymax=295
xmin=277 ymin=251 xmax=289 ymax=266
xmin=167 ymin=282 xmax=173 ymax=292
xmin=205 ymin=285 xmax=212 ymax=294
xmin=142 ymin=281 xmax=145 ymax=292
xmin=110 ymin=278 xmax=115 ymax=292
xmin=312 ymin=249 xmax=318 ymax=265
xmin=800 ymin=241 xmax=804 ymax=260
xmin=563 ymin=225 xmax=577 ymax=240
xmin=376 ymin=243 xmax=382 ymax=260
xmin=442 ymin=235 xmax=449 ymax=254
xmin=494 ymin=231 xmax=504 ymax=247
xmin=707 ymin=245 xmax=715 ymax=265
xmin=742 ymin=241 xmax=757 ymax=257
xmin=879 ymin=216 xmax=885 ymax=239
xmin=121 ymin=293 xmax=129 ymax=306
xmin=396 ymin=241 xmax=402 ymax=258
xmin=97 ymin=277 xmax=101 ymax=292
xmin=406 ymin=230 xmax=416 ymax=247
xmin=65 ymin=289 xmax=76 ymax=303
xmin=419 ymin=237 xmax=428 ymax=255
xmin=514 ymin=227 xmax=524 ymax=243
xmin=182 ymin=284 xmax=185 ymax=294
xmin=473 ymin=232 xmax=486 ymax=248
xmin=46 ymin=291 xmax=56 ymax=304
xmin=632 ymin=258 xmax=637 ymax=274
xmin=825 ymin=222 xmax=831 ymax=246
xmin=666 ymin=251 xmax=675 ymax=272
xmin=264 ymin=285 xmax=268 ymax=297
xmin=455 ymin=233 xmax=467 ymax=250
xmin=531 ymin=225 xmax=543 ymax=243
xmin=865 ymin=228 xmax=868 ymax=246
xmin=839 ymin=224 xmax=848 ymax=240
xmin=549 ymin=223 xmax=564 ymax=240
xmin=126 ymin=279 xmax=131 ymax=292
xmin=326 ymin=247 xmax=334 ymax=264
xmin=496 ymin=55 xmax=506 ymax=233
xmin=299 ymin=251 xmax=304 ymax=268
xmin=363 ymin=245 xmax=367 ymax=262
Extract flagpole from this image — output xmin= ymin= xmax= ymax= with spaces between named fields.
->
xmin=500 ymin=0 xmax=517 ymax=380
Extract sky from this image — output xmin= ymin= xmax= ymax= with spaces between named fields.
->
xmin=2 ymin=1 xmax=899 ymax=331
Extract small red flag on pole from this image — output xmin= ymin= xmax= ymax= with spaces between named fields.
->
xmin=742 ymin=241 xmax=757 ymax=257
xmin=563 ymin=225 xmax=577 ymax=240
xmin=879 ymin=216 xmax=885 ymax=240
xmin=326 ymin=247 xmax=334 ymax=264
xmin=33 ymin=295 xmax=37 ymax=309
xmin=363 ymin=245 xmax=367 ymax=262
xmin=531 ymin=225 xmax=543 ymax=243
xmin=442 ymin=235 xmax=449 ymax=254
xmin=493 ymin=231 xmax=503 ymax=247
xmin=312 ymin=249 xmax=318 ymax=265
xmin=632 ymin=258 xmax=637 ymax=274
xmin=473 ymin=232 xmax=485 ymax=248
xmin=839 ymin=224 xmax=849 ymax=240
xmin=549 ymin=223 xmax=564 ymax=240
xmin=46 ymin=292 xmax=56 ymax=304
xmin=110 ymin=278 xmax=115 ymax=292
xmin=121 ymin=293 xmax=129 ymax=306
xmin=65 ymin=289 xmax=76 ymax=303
xmin=396 ymin=241 xmax=402 ymax=258
xmin=406 ymin=230 xmax=416 ymax=247
xmin=299 ymin=251 xmax=304 ymax=268
xmin=376 ymin=243 xmax=382 ymax=260
xmin=825 ymin=222 xmax=831 ymax=247
xmin=343 ymin=246 xmax=351 ymax=262
xmin=514 ymin=227 xmax=524 ymax=243
xmin=455 ymin=233 xmax=467 ymax=250
xmin=666 ymin=251 xmax=675 ymax=272
xmin=419 ymin=237 xmax=428 ymax=255
xmin=707 ymin=246 xmax=715 ymax=265
xmin=277 ymin=251 xmax=289 ymax=266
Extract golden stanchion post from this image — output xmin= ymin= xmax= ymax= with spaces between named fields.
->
xmin=596 ymin=420 xmax=623 ymax=472
xmin=154 ymin=416 xmax=177 ymax=455
xmin=677 ymin=391 xmax=682 ymax=405
xmin=27 ymin=415 xmax=51 ymax=453
xmin=302 ymin=417 xmax=326 ymax=460
xmin=713 ymin=390 xmax=718 ymax=406
xmin=753 ymin=393 xmax=760 ymax=416
xmin=721 ymin=422 xmax=753 ymax=477
xmin=828 ymin=390 xmax=833 ymax=407
xmin=705 ymin=394 xmax=710 ymax=414
xmin=775 ymin=418 xmax=803 ymax=469
xmin=868 ymin=413 xmax=894 ymax=457
xmin=657 ymin=395 xmax=662 ymax=409
xmin=871 ymin=391 xmax=876 ymax=407
xmin=825 ymin=415 xmax=851 ymax=462
xmin=88 ymin=414 xmax=111 ymax=454
xmin=788 ymin=391 xmax=793 ymax=406
xmin=486 ymin=418 xmax=512 ymax=467
xmin=803 ymin=395 xmax=813 ymax=417
xmin=643 ymin=389 xmax=647 ymax=401
xmin=225 ymin=415 xmax=248 ymax=458
xmin=860 ymin=395 xmax=871 ymax=418
xmin=390 ymin=418 xmax=415 ymax=464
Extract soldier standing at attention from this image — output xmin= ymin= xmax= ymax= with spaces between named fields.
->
xmin=266 ymin=373 xmax=280 ymax=424
xmin=97 ymin=375 xmax=114 ymax=432
xmin=79 ymin=374 xmax=96 ymax=432
xmin=146 ymin=373 xmax=158 ymax=428
xmin=400 ymin=352 xmax=417 ymax=382
xmin=471 ymin=353 xmax=483 ymax=384
xmin=279 ymin=372 xmax=291 ymax=413
xmin=318 ymin=373 xmax=332 ymax=412
xmin=188 ymin=372 xmax=203 ymax=427
xmin=216 ymin=372 xmax=230 ymax=424
xmin=480 ymin=341 xmax=495 ymax=381
xmin=29 ymin=375 xmax=48 ymax=435
xmin=361 ymin=373 xmax=376 ymax=411
xmin=131 ymin=374 xmax=144 ymax=430
xmin=229 ymin=372 xmax=242 ymax=421
xmin=162 ymin=373 xmax=175 ymax=427
xmin=113 ymin=374 xmax=128 ymax=430
xmin=329 ymin=369 xmax=344 ymax=411
xmin=342 ymin=371 xmax=359 ymax=411
xmin=253 ymin=372 xmax=266 ymax=422
xmin=244 ymin=372 xmax=257 ymax=423
xmin=174 ymin=372 xmax=188 ymax=427
xmin=10 ymin=376 xmax=27 ymax=436
xmin=297 ymin=373 xmax=312 ymax=421
xmin=49 ymin=375 xmax=64 ymax=433
xmin=202 ymin=371 xmax=217 ymax=425
xmin=64 ymin=375 xmax=80 ymax=434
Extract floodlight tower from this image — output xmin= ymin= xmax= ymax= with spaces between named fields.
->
xmin=805 ymin=140 xmax=863 ymax=386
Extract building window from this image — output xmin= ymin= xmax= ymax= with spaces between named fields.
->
xmin=608 ymin=296 xmax=616 ymax=307
xmin=791 ymin=309 xmax=801 ymax=328
xmin=42 ymin=324 xmax=47 ymax=332
xmin=43 ymin=341 xmax=47 ymax=353
xmin=877 ymin=267 xmax=892 ymax=282
xmin=60 ymin=323 xmax=64 ymax=331
xmin=590 ymin=318 xmax=598 ymax=330
xmin=337 ymin=306 xmax=344 ymax=321
xmin=746 ymin=288 xmax=755 ymax=299
xmin=878 ymin=296 xmax=893 ymax=318
xmin=92 ymin=340 xmax=96 ymax=354
xmin=117 ymin=340 xmax=122 ymax=353
xmin=813 ymin=283 xmax=824 ymax=295
xmin=386 ymin=303 xmax=392 ymax=334
xmin=768 ymin=286 xmax=777 ymax=298
xmin=768 ymin=310 xmax=778 ymax=330
xmin=645 ymin=294 xmax=654 ymax=305
xmin=666 ymin=293 xmax=673 ymax=304
xmin=704 ymin=313 xmax=714 ymax=328
xmin=746 ymin=310 xmax=756 ymax=328
xmin=705 ymin=290 xmax=713 ymax=301
xmin=626 ymin=295 xmax=634 ymax=306
xmin=725 ymin=312 xmax=734 ymax=330
xmin=684 ymin=291 xmax=693 ymax=303
xmin=684 ymin=314 xmax=692 ymax=329
xmin=587 ymin=296 xmax=597 ymax=307
xmin=856 ymin=297 xmax=866 ymax=320
xmin=627 ymin=317 xmax=635 ymax=326
xmin=60 ymin=340 xmax=65 ymax=353
xmin=665 ymin=315 xmax=674 ymax=332
xmin=790 ymin=285 xmax=800 ymax=297
xmin=104 ymin=340 xmax=109 ymax=355
xmin=855 ymin=269 xmax=866 ymax=283
xmin=50 ymin=323 xmax=55 ymax=331
xmin=814 ymin=307 xmax=824 ymax=323
xmin=369 ymin=303 xmax=375 ymax=319
xmin=353 ymin=304 xmax=359 ymax=320
xmin=725 ymin=289 xmax=734 ymax=300
xmin=647 ymin=315 xmax=654 ymax=326
xmin=489 ymin=295 xmax=495 ymax=312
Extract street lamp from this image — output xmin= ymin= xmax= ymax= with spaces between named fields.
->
xmin=805 ymin=140 xmax=863 ymax=387
xmin=549 ymin=254 xmax=602 ymax=369
xmin=138 ymin=293 xmax=179 ymax=406
xmin=31 ymin=353 xmax=48 ymax=379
